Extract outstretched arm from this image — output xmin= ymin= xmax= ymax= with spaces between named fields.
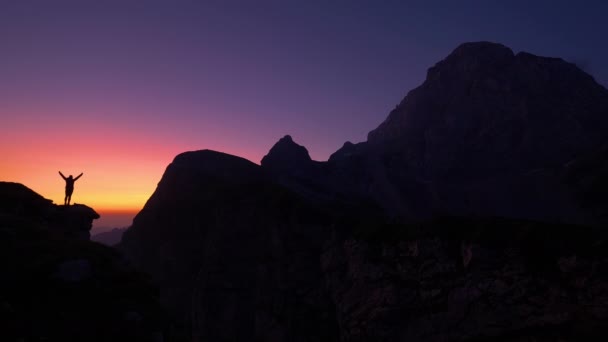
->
xmin=59 ymin=171 xmax=67 ymax=180
xmin=74 ymin=172 xmax=83 ymax=181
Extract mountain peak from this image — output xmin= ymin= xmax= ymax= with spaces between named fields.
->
xmin=366 ymin=41 xmax=608 ymax=175
xmin=423 ymin=41 xmax=515 ymax=83
xmin=261 ymin=135 xmax=312 ymax=171
xmin=451 ymin=41 xmax=513 ymax=57
xmin=164 ymin=149 xmax=262 ymax=186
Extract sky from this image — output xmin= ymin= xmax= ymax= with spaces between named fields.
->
xmin=1 ymin=0 xmax=607 ymax=231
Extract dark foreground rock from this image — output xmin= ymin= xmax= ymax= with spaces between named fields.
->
xmin=323 ymin=218 xmax=608 ymax=341
xmin=0 ymin=182 xmax=184 ymax=341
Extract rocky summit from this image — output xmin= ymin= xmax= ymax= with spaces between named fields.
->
xmin=119 ymin=42 xmax=608 ymax=341
xmin=261 ymin=135 xmax=313 ymax=172
xmin=368 ymin=41 xmax=608 ymax=169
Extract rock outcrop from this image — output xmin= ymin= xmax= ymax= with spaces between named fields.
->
xmin=0 ymin=181 xmax=99 ymax=239
xmin=0 ymin=182 xmax=181 ymax=341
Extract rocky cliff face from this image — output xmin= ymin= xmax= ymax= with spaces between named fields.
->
xmin=323 ymin=218 xmax=608 ymax=341
xmin=120 ymin=42 xmax=608 ymax=341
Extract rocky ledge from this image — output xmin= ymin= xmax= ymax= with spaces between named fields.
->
xmin=0 ymin=181 xmax=99 ymax=240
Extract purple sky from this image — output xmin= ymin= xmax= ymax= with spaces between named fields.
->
xmin=0 ymin=0 xmax=608 ymax=162
xmin=3 ymin=0 xmax=607 ymax=231
xmin=2 ymin=0 xmax=607 ymax=161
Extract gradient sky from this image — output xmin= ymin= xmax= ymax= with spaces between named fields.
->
xmin=1 ymin=0 xmax=607 ymax=230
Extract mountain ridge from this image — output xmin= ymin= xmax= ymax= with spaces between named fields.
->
xmin=119 ymin=41 xmax=608 ymax=341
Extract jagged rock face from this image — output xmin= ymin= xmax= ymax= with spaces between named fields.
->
xmin=368 ymin=42 xmax=608 ymax=178
xmin=322 ymin=218 xmax=608 ymax=341
xmin=322 ymin=42 xmax=608 ymax=224
xmin=120 ymin=150 xmax=339 ymax=342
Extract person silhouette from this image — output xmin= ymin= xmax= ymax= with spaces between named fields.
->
xmin=59 ymin=171 xmax=83 ymax=205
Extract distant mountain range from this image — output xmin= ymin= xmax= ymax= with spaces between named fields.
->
xmin=119 ymin=42 xmax=608 ymax=341
xmin=91 ymin=227 xmax=127 ymax=246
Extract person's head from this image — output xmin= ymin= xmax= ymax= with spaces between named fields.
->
xmin=68 ymin=175 xmax=73 ymax=179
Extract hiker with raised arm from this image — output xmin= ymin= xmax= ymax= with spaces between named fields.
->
xmin=59 ymin=171 xmax=83 ymax=205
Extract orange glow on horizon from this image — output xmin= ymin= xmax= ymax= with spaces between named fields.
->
xmin=1 ymin=109 xmax=262 ymax=212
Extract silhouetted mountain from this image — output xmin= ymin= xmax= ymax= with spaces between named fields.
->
xmin=261 ymin=135 xmax=337 ymax=203
xmin=92 ymin=227 xmax=127 ymax=246
xmin=0 ymin=182 xmax=183 ymax=341
xmin=120 ymin=42 xmax=608 ymax=341
xmin=261 ymin=135 xmax=313 ymax=172
xmin=329 ymin=41 xmax=608 ymax=224
xmin=369 ymin=42 xmax=608 ymax=156
xmin=120 ymin=150 xmax=608 ymax=340
xmin=328 ymin=141 xmax=361 ymax=161
xmin=121 ymin=150 xmax=348 ymax=341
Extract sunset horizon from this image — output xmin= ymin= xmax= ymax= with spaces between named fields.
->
xmin=1 ymin=125 xmax=349 ymax=230
xmin=1 ymin=140 xmax=273 ymax=230
xmin=4 ymin=2 xmax=607 ymax=229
